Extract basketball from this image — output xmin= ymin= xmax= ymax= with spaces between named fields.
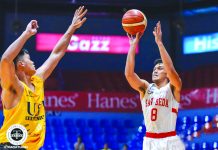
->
xmin=122 ymin=9 xmax=147 ymax=35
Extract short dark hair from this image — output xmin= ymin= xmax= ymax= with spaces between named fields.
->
xmin=13 ymin=49 xmax=29 ymax=66
xmin=154 ymin=58 xmax=162 ymax=66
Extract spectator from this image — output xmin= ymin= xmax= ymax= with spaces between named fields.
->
xmin=101 ymin=143 xmax=111 ymax=150
xmin=74 ymin=136 xmax=85 ymax=150
xmin=122 ymin=144 xmax=128 ymax=150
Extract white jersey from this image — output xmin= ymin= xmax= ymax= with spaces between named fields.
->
xmin=141 ymin=83 xmax=179 ymax=133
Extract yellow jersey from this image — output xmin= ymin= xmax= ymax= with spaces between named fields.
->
xmin=0 ymin=75 xmax=45 ymax=150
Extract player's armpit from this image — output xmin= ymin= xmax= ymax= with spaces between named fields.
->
xmin=170 ymin=83 xmax=181 ymax=103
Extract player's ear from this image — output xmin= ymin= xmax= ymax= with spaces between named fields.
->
xmin=17 ymin=61 xmax=25 ymax=71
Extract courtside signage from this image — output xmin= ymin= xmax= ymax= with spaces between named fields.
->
xmin=1 ymin=88 xmax=217 ymax=111
xmin=36 ymin=33 xmax=138 ymax=54
xmin=183 ymin=32 xmax=218 ymax=54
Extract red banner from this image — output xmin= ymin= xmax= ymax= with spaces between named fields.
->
xmin=43 ymin=92 xmax=140 ymax=112
xmin=180 ymin=88 xmax=218 ymax=109
xmin=0 ymin=88 xmax=218 ymax=112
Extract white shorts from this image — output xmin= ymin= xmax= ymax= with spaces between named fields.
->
xmin=143 ymin=135 xmax=185 ymax=150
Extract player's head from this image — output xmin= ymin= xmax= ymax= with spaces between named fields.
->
xmin=152 ymin=59 xmax=168 ymax=84
xmin=13 ymin=49 xmax=36 ymax=76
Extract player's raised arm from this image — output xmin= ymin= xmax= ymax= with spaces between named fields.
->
xmin=125 ymin=33 xmax=149 ymax=98
xmin=153 ymin=21 xmax=182 ymax=102
xmin=36 ymin=6 xmax=87 ymax=81
xmin=0 ymin=20 xmax=38 ymax=90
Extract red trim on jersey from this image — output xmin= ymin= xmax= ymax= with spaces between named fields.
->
xmin=146 ymin=131 xmax=176 ymax=138
xmin=172 ymin=108 xmax=178 ymax=115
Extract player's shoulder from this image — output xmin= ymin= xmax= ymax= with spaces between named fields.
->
xmin=31 ymin=74 xmax=44 ymax=82
xmin=146 ymin=83 xmax=156 ymax=93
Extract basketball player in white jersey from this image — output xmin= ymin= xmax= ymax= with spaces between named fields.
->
xmin=125 ymin=21 xmax=185 ymax=150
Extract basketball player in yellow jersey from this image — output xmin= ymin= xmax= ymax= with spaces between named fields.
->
xmin=0 ymin=6 xmax=87 ymax=150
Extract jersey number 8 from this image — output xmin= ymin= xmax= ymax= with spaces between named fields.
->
xmin=151 ymin=108 xmax=157 ymax=121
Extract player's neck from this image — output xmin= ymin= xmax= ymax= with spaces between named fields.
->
xmin=16 ymin=71 xmax=33 ymax=87
xmin=154 ymin=80 xmax=168 ymax=89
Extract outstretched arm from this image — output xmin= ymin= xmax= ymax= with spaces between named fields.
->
xmin=0 ymin=20 xmax=38 ymax=90
xmin=153 ymin=21 xmax=182 ymax=102
xmin=36 ymin=6 xmax=87 ymax=81
xmin=125 ymin=33 xmax=149 ymax=99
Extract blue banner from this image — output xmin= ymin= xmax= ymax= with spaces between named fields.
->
xmin=183 ymin=32 xmax=218 ymax=54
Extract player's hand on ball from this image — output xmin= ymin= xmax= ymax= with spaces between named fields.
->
xmin=127 ymin=32 xmax=143 ymax=46
xmin=153 ymin=21 xmax=163 ymax=44
xmin=25 ymin=20 xmax=39 ymax=36
xmin=72 ymin=6 xmax=87 ymax=29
